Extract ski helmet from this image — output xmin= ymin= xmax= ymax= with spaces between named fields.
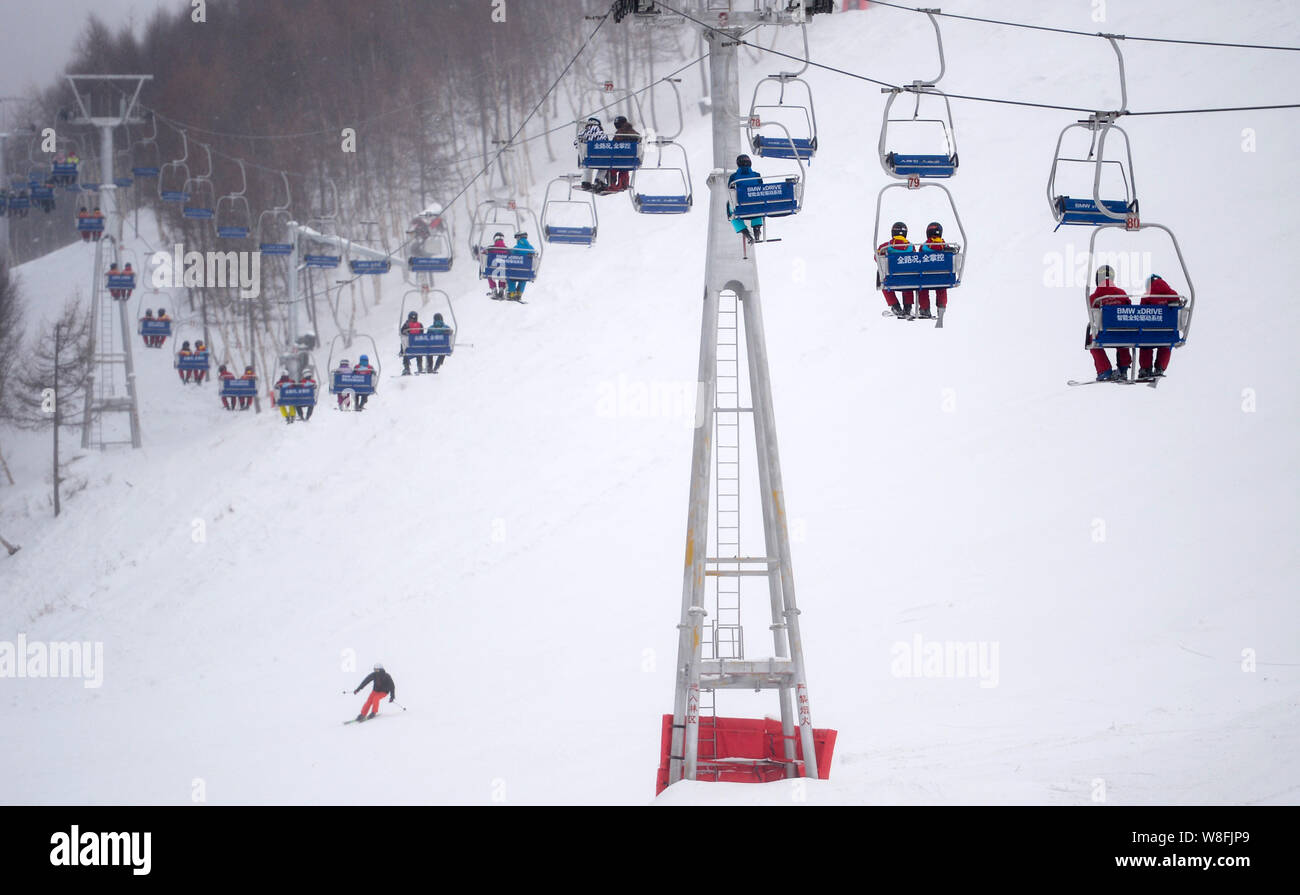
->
xmin=359 ymin=354 xmax=369 ymax=365
xmin=157 ymin=308 xmax=165 ymax=316
xmin=1095 ymin=264 xmax=1115 ymax=285
xmin=373 ymin=663 xmax=384 ymax=671
xmin=433 ymin=313 xmax=444 ymax=325
xmin=614 ymin=115 xmax=628 ymax=127
xmin=279 ymin=368 xmax=289 ymax=377
xmin=182 ymin=341 xmax=191 ymax=350
xmin=144 ymin=309 xmax=154 ymax=317
xmin=493 ymin=232 xmax=504 ymax=240
xmin=340 ymin=359 xmax=350 ymax=367
xmin=515 ymin=231 xmax=528 ymax=240
xmin=926 ymin=221 xmax=943 ymax=240
xmin=586 ymin=116 xmax=601 ymax=126
xmin=408 ymin=310 xmax=418 ymax=320
xmin=218 ymin=364 xmax=227 ymax=373
xmin=891 ymin=221 xmax=908 ymax=238
xmin=736 ymin=154 xmax=752 ymax=168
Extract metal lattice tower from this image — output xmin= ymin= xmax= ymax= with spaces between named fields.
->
xmin=661 ymin=2 xmax=822 ymax=788
xmin=70 ymin=75 xmax=152 ymax=450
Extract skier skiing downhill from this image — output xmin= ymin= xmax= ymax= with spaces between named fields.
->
xmin=878 ymin=222 xmax=916 ymax=317
xmin=1087 ymin=264 xmax=1132 ymax=381
xmin=727 ymin=154 xmax=764 ymax=244
xmin=1138 ymin=273 xmax=1180 ymax=379
xmin=353 ymin=663 xmax=396 ymax=722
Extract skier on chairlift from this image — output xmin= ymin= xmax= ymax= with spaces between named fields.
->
xmin=353 ymin=355 xmax=375 ymax=411
xmin=485 ymin=232 xmax=509 ymax=300
xmin=728 ymin=155 xmax=764 ymax=245
xmin=1137 ymin=274 xmax=1180 ymax=380
xmin=606 ymin=116 xmax=641 ymax=193
xmin=878 ymin=222 xmax=916 ymax=318
xmin=507 ymin=231 xmax=536 ymax=301
xmin=915 ymin=221 xmax=955 ymax=324
xmin=401 ymin=310 xmax=427 ymax=375
xmin=576 ymin=116 xmax=608 ymax=192
xmin=1087 ymin=264 xmax=1132 ymax=381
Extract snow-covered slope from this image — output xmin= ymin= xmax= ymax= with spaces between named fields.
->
xmin=2 ymin=0 xmax=1297 ymax=805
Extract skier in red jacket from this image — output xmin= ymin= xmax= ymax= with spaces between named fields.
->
xmin=1138 ymin=274 xmax=1181 ymax=380
xmin=1087 ymin=264 xmax=1132 ymax=381
xmin=400 ymin=311 xmax=426 ymax=375
xmin=484 ymin=232 xmax=509 ymax=300
xmin=218 ymin=364 xmax=236 ymax=410
xmin=877 ymin=222 xmax=915 ymax=317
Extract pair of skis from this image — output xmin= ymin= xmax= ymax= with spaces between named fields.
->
xmin=881 ymin=308 xmax=943 ymax=328
xmin=1067 ymin=374 xmax=1162 ymax=388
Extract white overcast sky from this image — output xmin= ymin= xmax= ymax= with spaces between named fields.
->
xmin=0 ymin=0 xmax=174 ymax=100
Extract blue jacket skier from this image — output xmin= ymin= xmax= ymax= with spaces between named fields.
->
xmin=507 ymin=232 xmax=536 ymax=301
xmin=727 ymin=154 xmax=764 ymax=244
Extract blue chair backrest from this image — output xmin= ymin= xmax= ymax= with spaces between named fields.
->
xmin=107 ymin=273 xmax=136 ymax=290
xmin=77 ymin=217 xmax=105 ymax=232
xmin=1056 ymin=197 xmax=1134 ymax=226
xmin=305 ymin=254 xmax=340 ymax=269
xmin=53 ymin=162 xmax=78 ymax=176
xmin=133 ymin=166 xmax=160 ymax=177
xmin=1093 ymin=304 xmax=1181 ymax=346
xmin=545 ymin=225 xmax=596 ymax=245
xmin=30 ymin=185 xmax=54 ymax=200
xmin=349 ymin=259 xmax=390 ymax=275
xmin=259 ymin=243 xmax=293 ymax=256
xmin=752 ymin=135 xmax=816 ymax=161
xmin=888 ymin=153 xmax=957 ymax=177
xmin=176 ymin=351 xmax=212 ymax=371
xmin=139 ymin=319 xmax=172 ymax=337
xmin=183 ymin=206 xmax=214 ymax=219
xmin=635 ymin=193 xmax=691 ymax=214
xmin=221 ymin=377 xmax=257 ymax=397
xmin=731 ymin=179 xmax=799 ymax=218
xmin=410 ymin=256 xmax=452 ymax=272
xmin=580 ymin=139 xmax=642 ymax=170
xmin=403 ymin=330 xmax=453 ymax=356
xmin=331 ymin=370 xmax=375 ymax=396
xmin=276 ymin=383 xmax=318 ymax=407
xmin=480 ymin=250 xmax=537 ymax=282
xmin=217 ymin=226 xmax=250 ymax=239
xmin=881 ymin=248 xmax=959 ymax=290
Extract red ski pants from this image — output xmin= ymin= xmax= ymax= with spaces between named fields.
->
xmin=917 ymin=288 xmax=948 ymax=310
xmin=882 ymin=289 xmax=914 ymax=308
xmin=360 ymin=690 xmax=388 ymax=716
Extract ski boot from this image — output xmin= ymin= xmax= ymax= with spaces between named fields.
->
xmin=740 ymin=227 xmax=754 ymax=245
xmin=890 ymin=304 xmax=909 ymax=318
xmin=752 ymin=224 xmax=764 ymax=243
xmin=1118 ymin=366 xmax=1130 ymax=381
xmin=916 ymin=307 xmax=933 ymax=319
xmin=356 ymin=713 xmax=366 ymax=722
xmin=1096 ymin=369 xmax=1115 ymax=382
xmin=1138 ymin=367 xmax=1156 ymax=380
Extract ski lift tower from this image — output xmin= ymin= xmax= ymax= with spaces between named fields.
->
xmin=66 ymin=74 xmax=152 ymax=450
xmin=613 ymin=1 xmax=837 ymax=791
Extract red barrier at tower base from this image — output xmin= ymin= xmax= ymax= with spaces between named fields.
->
xmin=655 ymin=714 xmax=838 ymax=795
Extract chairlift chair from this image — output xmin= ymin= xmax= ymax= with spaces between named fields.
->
xmin=631 ymin=139 xmax=693 ymax=214
xmin=158 ymin=128 xmax=190 ymax=203
xmin=1047 ymin=114 xmax=1138 ymax=229
xmin=182 ymin=142 xmax=216 ymax=220
xmin=541 ymin=175 xmax=598 ymax=246
xmin=871 ymin=181 xmax=969 ymax=292
xmin=131 ymin=114 xmax=161 ymax=177
xmin=1084 ymin=221 xmax=1195 ymax=366
xmin=727 ymin=121 xmax=806 ymax=222
xmin=399 ymin=288 xmax=458 ymax=359
xmin=326 ymin=333 xmax=381 ymax=401
xmin=256 ymin=171 xmax=294 ymax=256
xmin=215 ymin=158 xmax=252 ymax=239
xmin=877 ymin=11 xmax=958 ymax=179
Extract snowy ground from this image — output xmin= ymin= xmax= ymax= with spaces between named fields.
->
xmin=1 ymin=0 xmax=1297 ymax=805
